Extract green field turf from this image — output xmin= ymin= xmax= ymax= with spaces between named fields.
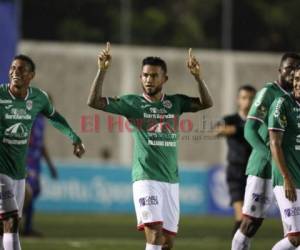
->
xmin=21 ymin=213 xmax=283 ymax=250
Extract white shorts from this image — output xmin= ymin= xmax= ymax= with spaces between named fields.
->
xmin=242 ymin=175 xmax=274 ymax=218
xmin=133 ymin=180 xmax=179 ymax=235
xmin=0 ymin=174 xmax=25 ymax=219
xmin=274 ymin=186 xmax=300 ymax=236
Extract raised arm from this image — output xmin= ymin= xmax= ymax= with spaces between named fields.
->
xmin=269 ymin=130 xmax=296 ymax=201
xmin=87 ymin=42 xmax=112 ymax=110
xmin=186 ymin=48 xmax=213 ymax=111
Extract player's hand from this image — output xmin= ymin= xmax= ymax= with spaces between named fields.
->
xmin=73 ymin=142 xmax=85 ymax=158
xmin=49 ymin=166 xmax=58 ymax=179
xmin=284 ymin=176 xmax=297 ymax=202
xmin=98 ymin=42 xmax=112 ymax=70
xmin=187 ymin=48 xmax=201 ymax=77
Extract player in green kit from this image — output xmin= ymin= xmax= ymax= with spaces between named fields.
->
xmin=0 ymin=55 xmax=85 ymax=250
xmin=87 ymin=42 xmax=213 ymax=250
xmin=268 ymin=67 xmax=300 ymax=250
xmin=232 ymin=53 xmax=300 ymax=250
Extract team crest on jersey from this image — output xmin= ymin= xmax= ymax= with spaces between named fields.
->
xmin=256 ymin=105 xmax=267 ymax=120
xmin=278 ymin=115 xmax=287 ymax=128
xmin=162 ymin=100 xmax=172 ymax=109
xmin=26 ymin=100 xmax=33 ymax=110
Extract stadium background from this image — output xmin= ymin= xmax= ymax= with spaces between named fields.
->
xmin=1 ymin=0 xmax=299 ymax=249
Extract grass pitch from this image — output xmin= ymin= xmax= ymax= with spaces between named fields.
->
xmin=21 ymin=213 xmax=282 ymax=250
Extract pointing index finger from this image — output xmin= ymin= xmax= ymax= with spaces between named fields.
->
xmin=106 ymin=42 xmax=110 ymax=52
xmin=188 ymin=48 xmax=192 ymax=58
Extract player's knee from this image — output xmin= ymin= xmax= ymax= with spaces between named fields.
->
xmin=288 ymin=235 xmax=300 ymax=247
xmin=240 ymin=217 xmax=263 ymax=237
xmin=3 ymin=215 xmax=19 ymax=233
xmin=145 ymin=224 xmax=163 ymax=245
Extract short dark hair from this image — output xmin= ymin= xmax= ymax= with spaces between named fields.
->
xmin=142 ymin=57 xmax=167 ymax=73
xmin=13 ymin=54 xmax=35 ymax=72
xmin=280 ymin=52 xmax=300 ymax=67
xmin=238 ymin=84 xmax=256 ymax=94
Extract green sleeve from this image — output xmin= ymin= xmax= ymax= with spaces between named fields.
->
xmin=104 ymin=95 xmax=133 ymax=117
xmin=247 ymin=87 xmax=272 ymax=123
xmin=177 ymin=94 xmax=198 ymax=113
xmin=41 ymin=91 xmax=55 ymax=117
xmin=48 ymin=111 xmax=81 ymax=143
xmin=268 ymin=97 xmax=287 ymax=131
xmin=244 ymin=119 xmax=270 ymax=158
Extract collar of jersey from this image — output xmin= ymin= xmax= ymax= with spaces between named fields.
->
xmin=7 ymin=84 xmax=31 ymax=101
xmin=142 ymin=92 xmax=165 ymax=103
xmin=273 ymin=81 xmax=290 ymax=96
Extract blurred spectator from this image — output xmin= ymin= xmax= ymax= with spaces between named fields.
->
xmin=22 ymin=114 xmax=57 ymax=237
xmin=214 ymin=85 xmax=256 ymax=236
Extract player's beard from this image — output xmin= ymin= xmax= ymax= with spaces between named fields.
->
xmin=143 ymin=85 xmax=163 ymax=96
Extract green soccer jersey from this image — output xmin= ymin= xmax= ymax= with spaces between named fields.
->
xmin=104 ymin=93 xmax=196 ymax=183
xmin=268 ymin=95 xmax=300 ymax=188
xmin=0 ymin=84 xmax=80 ymax=180
xmin=246 ymin=82 xmax=289 ymax=178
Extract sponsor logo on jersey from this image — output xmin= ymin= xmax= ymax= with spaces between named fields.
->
xmin=148 ymin=139 xmax=176 ymax=147
xmin=4 ymin=105 xmax=13 ymax=110
xmin=4 ymin=123 xmax=29 ymax=139
xmin=5 ymin=108 xmax=31 ymax=120
xmin=284 ymin=207 xmax=300 ymax=218
xmin=274 ymin=97 xmax=285 ymax=118
xmin=0 ymin=99 xmax=12 ymax=104
xmin=139 ymin=195 xmax=158 ymax=207
xmin=0 ymin=190 xmax=14 ymax=200
xmin=148 ymin=122 xmax=175 ymax=133
xmin=149 ymin=107 xmax=167 ymax=114
xmin=26 ymin=100 xmax=33 ymax=110
xmin=143 ymin=113 xmax=174 ymax=119
xmin=162 ymin=100 xmax=172 ymax=109
xmin=251 ymin=193 xmax=270 ymax=204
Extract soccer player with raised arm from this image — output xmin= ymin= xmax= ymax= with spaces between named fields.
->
xmin=0 ymin=55 xmax=85 ymax=250
xmin=87 ymin=42 xmax=213 ymax=250
xmin=232 ymin=53 xmax=300 ymax=250
xmin=268 ymin=66 xmax=300 ymax=250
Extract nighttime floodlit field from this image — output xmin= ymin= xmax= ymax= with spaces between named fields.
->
xmin=21 ymin=213 xmax=282 ymax=250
